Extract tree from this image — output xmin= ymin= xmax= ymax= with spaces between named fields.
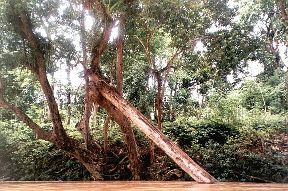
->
xmin=0 ymin=0 xmax=217 ymax=183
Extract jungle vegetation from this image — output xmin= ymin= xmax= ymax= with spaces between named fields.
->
xmin=0 ymin=0 xmax=287 ymax=182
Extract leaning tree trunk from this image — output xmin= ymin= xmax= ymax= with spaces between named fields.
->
xmin=0 ymin=94 xmax=103 ymax=180
xmin=150 ymin=71 xmax=164 ymax=163
xmin=89 ymin=72 xmax=217 ymax=183
xmin=63 ymin=140 xmax=103 ymax=180
xmin=90 ymin=91 xmax=141 ymax=180
xmin=6 ymin=0 xmax=216 ymax=183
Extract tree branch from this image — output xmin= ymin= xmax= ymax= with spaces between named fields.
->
xmin=116 ymin=16 xmax=125 ymax=96
xmin=83 ymin=0 xmax=114 ymax=72
xmin=160 ymin=50 xmax=181 ymax=99
xmin=17 ymin=13 xmax=44 ymax=56
xmin=0 ymin=98 xmax=54 ymax=142
xmin=277 ymin=0 xmax=288 ymax=26
xmin=84 ymin=0 xmax=111 ymax=21
xmin=91 ymin=21 xmax=115 ymax=71
xmin=10 ymin=6 xmax=67 ymax=140
xmin=78 ymin=4 xmax=93 ymax=148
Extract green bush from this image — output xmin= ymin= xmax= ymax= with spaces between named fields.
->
xmin=0 ymin=120 xmax=91 ymax=181
xmin=163 ymin=118 xmax=288 ymax=183
xmin=164 ymin=120 xmax=237 ymax=147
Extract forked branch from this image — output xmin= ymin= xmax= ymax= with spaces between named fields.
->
xmin=9 ymin=5 xmax=67 ymax=139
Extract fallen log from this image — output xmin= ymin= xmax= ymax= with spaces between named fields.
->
xmin=89 ymin=72 xmax=217 ymax=183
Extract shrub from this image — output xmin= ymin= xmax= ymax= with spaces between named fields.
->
xmin=164 ymin=119 xmax=237 ymax=147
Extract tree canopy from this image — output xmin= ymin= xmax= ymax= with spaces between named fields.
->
xmin=0 ymin=0 xmax=287 ymax=182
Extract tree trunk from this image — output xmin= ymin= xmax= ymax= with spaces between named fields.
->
xmin=103 ymin=116 xmax=111 ymax=155
xmin=67 ymin=91 xmax=71 ymax=125
xmin=0 ymin=96 xmax=103 ymax=180
xmin=116 ymin=17 xmax=124 ymax=97
xmin=64 ymin=140 xmax=103 ymax=180
xmin=277 ymin=0 xmax=288 ymax=26
xmin=66 ymin=63 xmax=72 ymax=126
xmin=115 ymin=16 xmax=141 ymax=180
xmin=80 ymin=7 xmax=92 ymax=148
xmin=155 ymin=71 xmax=163 ymax=131
xmin=89 ymin=72 xmax=217 ymax=183
xmin=119 ymin=122 xmax=140 ymax=179
xmin=150 ymin=71 xmax=163 ymax=163
xmin=168 ymin=87 xmax=175 ymax=121
xmin=90 ymin=92 xmax=141 ymax=180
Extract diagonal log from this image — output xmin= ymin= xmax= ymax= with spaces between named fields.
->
xmin=89 ymin=72 xmax=217 ymax=183
xmin=89 ymin=90 xmax=141 ymax=179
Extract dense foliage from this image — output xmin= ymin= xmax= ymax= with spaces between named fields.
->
xmin=0 ymin=0 xmax=287 ymax=182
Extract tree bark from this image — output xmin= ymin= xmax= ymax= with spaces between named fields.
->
xmin=66 ymin=141 xmax=103 ymax=180
xmin=114 ymin=16 xmax=141 ymax=179
xmin=150 ymin=52 xmax=179 ymax=162
xmin=277 ymin=0 xmax=288 ymax=26
xmin=90 ymin=92 xmax=141 ymax=179
xmin=79 ymin=7 xmax=93 ymax=148
xmin=0 ymin=98 xmax=54 ymax=142
xmin=89 ymin=72 xmax=217 ymax=183
xmin=6 ymin=7 xmax=104 ymax=179
xmin=155 ymin=71 xmax=163 ymax=131
xmin=13 ymin=10 xmax=68 ymax=142
xmin=66 ymin=63 xmax=72 ymax=126
xmin=103 ymin=116 xmax=111 ymax=155
xmin=37 ymin=68 xmax=69 ymax=142
xmin=116 ymin=17 xmax=124 ymax=96
xmin=0 ymin=96 xmax=103 ymax=180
